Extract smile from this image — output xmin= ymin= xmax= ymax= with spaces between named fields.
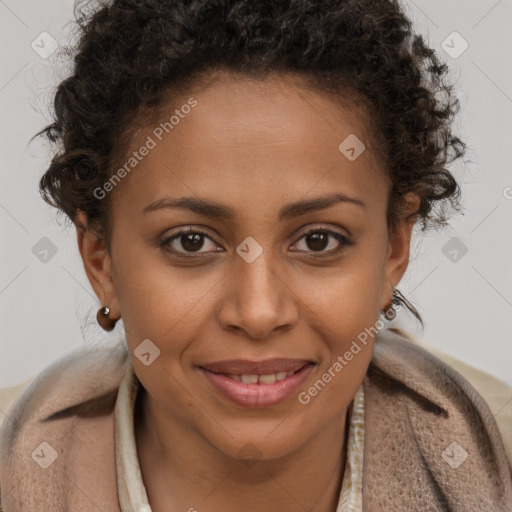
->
xmin=199 ymin=360 xmax=316 ymax=408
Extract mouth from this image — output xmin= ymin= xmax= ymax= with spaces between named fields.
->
xmin=199 ymin=359 xmax=316 ymax=408
xmin=200 ymin=357 xmax=313 ymax=375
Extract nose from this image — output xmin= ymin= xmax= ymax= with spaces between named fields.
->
xmin=217 ymin=252 xmax=299 ymax=340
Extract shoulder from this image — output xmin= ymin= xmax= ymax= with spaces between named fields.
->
xmin=0 ymin=379 xmax=33 ymax=431
xmin=0 ymin=341 xmax=129 ymax=511
xmin=364 ymin=327 xmax=512 ymax=509
xmin=375 ymin=327 xmax=512 ymax=468
xmin=0 ymin=340 xmax=129 ymax=460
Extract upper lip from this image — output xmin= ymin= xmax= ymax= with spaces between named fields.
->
xmin=200 ymin=358 xmax=313 ymax=375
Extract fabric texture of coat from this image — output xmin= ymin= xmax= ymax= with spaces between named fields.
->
xmin=0 ymin=327 xmax=511 ymax=511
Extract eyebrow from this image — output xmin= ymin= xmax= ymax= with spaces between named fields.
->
xmin=142 ymin=192 xmax=365 ymax=221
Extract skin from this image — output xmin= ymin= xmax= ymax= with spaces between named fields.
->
xmin=76 ymin=70 xmax=419 ymax=512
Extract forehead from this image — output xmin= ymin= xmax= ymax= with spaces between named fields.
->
xmin=110 ymin=71 xmax=388 ymax=216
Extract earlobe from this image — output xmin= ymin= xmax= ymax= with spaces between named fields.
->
xmin=75 ymin=211 xmax=121 ymax=322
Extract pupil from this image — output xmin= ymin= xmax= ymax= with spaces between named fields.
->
xmin=182 ymin=233 xmax=204 ymax=252
xmin=307 ymin=233 xmax=328 ymax=251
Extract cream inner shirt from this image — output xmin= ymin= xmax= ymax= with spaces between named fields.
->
xmin=114 ymin=360 xmax=365 ymax=512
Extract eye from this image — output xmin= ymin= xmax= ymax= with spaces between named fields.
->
xmin=291 ymin=227 xmax=353 ymax=256
xmin=159 ymin=225 xmax=354 ymax=259
xmin=159 ymin=227 xmax=222 ymax=256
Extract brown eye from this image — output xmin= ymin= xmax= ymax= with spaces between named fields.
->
xmin=303 ymin=232 xmax=330 ymax=251
xmin=179 ymin=232 xmax=206 ymax=252
xmin=160 ymin=228 xmax=221 ymax=256
xmin=292 ymin=228 xmax=353 ymax=256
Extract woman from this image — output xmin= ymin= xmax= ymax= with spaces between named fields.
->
xmin=1 ymin=0 xmax=511 ymax=510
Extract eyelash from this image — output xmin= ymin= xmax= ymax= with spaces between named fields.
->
xmin=159 ymin=225 xmax=354 ymax=259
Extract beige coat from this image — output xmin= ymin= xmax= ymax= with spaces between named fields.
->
xmin=1 ymin=327 xmax=511 ymax=510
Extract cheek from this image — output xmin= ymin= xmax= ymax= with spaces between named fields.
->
xmin=295 ymin=265 xmax=380 ymax=413
xmin=111 ymin=239 xmax=219 ymax=349
xmin=302 ymin=252 xmax=386 ymax=340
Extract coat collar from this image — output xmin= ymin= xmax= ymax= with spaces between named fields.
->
xmin=1 ymin=328 xmax=511 ymax=511
xmin=363 ymin=328 xmax=512 ymax=510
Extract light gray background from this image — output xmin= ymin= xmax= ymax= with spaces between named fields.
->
xmin=1 ymin=0 xmax=511 ymax=388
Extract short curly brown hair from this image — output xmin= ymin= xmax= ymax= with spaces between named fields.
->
xmin=35 ymin=0 xmax=465 ymax=250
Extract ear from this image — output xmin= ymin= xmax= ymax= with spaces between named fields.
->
xmin=75 ymin=211 xmax=120 ymax=320
xmin=381 ymin=192 xmax=420 ymax=308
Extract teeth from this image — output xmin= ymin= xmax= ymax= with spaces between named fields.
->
xmin=240 ymin=374 xmax=259 ymax=384
xmin=259 ymin=373 xmax=276 ymax=384
xmin=229 ymin=369 xmax=298 ymax=384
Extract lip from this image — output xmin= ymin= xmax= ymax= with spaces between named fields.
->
xmin=199 ymin=360 xmax=316 ymax=408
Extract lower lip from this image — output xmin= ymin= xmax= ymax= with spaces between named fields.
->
xmin=200 ymin=363 xmax=315 ymax=408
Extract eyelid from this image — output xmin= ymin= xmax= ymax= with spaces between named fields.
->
xmin=159 ymin=226 xmax=221 ymax=256
xmin=299 ymin=224 xmax=350 ymax=240
xmin=290 ymin=225 xmax=354 ymax=254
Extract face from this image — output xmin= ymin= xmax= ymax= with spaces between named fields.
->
xmin=77 ymin=70 xmax=417 ymax=461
